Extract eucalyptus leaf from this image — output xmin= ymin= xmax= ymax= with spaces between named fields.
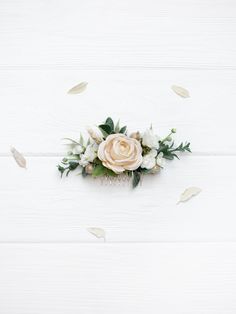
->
xmin=119 ymin=126 xmax=127 ymax=134
xmin=99 ymin=124 xmax=112 ymax=136
xmin=105 ymin=117 xmax=114 ymax=131
xmin=57 ymin=165 xmax=65 ymax=177
xmin=68 ymin=161 xmax=79 ymax=170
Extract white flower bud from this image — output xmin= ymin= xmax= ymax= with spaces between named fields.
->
xmin=142 ymin=129 xmax=160 ymax=149
xmin=87 ymin=127 xmax=103 ymax=144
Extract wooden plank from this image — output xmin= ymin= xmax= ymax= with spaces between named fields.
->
xmin=0 ymin=69 xmax=236 ymax=154
xmin=0 ymin=243 xmax=236 ymax=313
xmin=0 ymin=1 xmax=236 ymax=68
xmin=0 ymin=155 xmax=235 ymax=242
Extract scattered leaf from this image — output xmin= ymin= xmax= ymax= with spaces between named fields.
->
xmin=10 ymin=147 xmax=27 ymax=168
xmin=171 ymin=85 xmax=190 ymax=98
xmin=87 ymin=227 xmax=106 ymax=241
xmin=67 ymin=81 xmax=88 ymax=94
xmin=177 ymin=187 xmax=201 ymax=204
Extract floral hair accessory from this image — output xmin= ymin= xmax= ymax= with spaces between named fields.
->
xmin=57 ymin=117 xmax=191 ymax=188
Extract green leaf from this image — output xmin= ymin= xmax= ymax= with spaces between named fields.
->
xmin=93 ymin=158 xmax=102 ymax=165
xmin=57 ymin=165 xmax=66 ymax=178
xmin=82 ymin=167 xmax=87 ymax=178
xmin=114 ymin=119 xmax=120 ymax=133
xmin=92 ymin=164 xmax=107 ymax=177
xmin=69 ymin=161 xmax=79 ymax=170
xmin=105 ymin=169 xmax=117 ymax=177
xmin=105 ymin=117 xmax=114 ymax=131
xmin=92 ymin=164 xmax=117 ymax=177
xmin=163 ymin=155 xmax=174 ymax=160
xmin=132 ymin=171 xmax=141 ymax=188
xmin=119 ymin=126 xmax=127 ymax=134
xmin=172 ymin=153 xmax=179 ymax=159
xmin=99 ymin=124 xmax=112 ymax=137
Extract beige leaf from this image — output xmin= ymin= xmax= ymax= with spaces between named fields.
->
xmin=87 ymin=227 xmax=106 ymax=241
xmin=67 ymin=81 xmax=88 ymax=94
xmin=177 ymin=187 xmax=201 ymax=204
xmin=171 ymin=85 xmax=190 ymax=98
xmin=10 ymin=147 xmax=27 ymax=168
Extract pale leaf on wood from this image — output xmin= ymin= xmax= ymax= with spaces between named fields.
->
xmin=10 ymin=147 xmax=27 ymax=169
xmin=67 ymin=82 xmax=88 ymax=94
xmin=177 ymin=187 xmax=201 ymax=204
xmin=171 ymin=85 xmax=190 ymax=98
xmin=87 ymin=227 xmax=106 ymax=241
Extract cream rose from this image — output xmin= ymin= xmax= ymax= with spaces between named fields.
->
xmin=98 ymin=134 xmax=143 ymax=174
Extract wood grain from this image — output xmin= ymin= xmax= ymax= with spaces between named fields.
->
xmin=0 ymin=0 xmax=236 ymax=68
xmin=0 ymin=69 xmax=236 ymax=154
xmin=0 ymin=156 xmax=235 ymax=242
xmin=0 ymin=243 xmax=236 ymax=314
xmin=1 ymin=0 xmax=236 ymax=311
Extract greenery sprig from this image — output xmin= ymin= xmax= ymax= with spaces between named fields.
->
xmin=57 ymin=117 xmax=191 ymax=188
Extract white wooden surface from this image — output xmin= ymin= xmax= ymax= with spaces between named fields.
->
xmin=1 ymin=0 xmax=236 ymax=313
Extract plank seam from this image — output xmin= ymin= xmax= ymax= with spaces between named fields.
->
xmin=0 ymin=241 xmax=236 ymax=244
xmin=1 ymin=65 xmax=236 ymax=71
xmin=1 ymin=153 xmax=236 ymax=157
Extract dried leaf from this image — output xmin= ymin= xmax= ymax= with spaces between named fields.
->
xmin=10 ymin=147 xmax=27 ymax=168
xmin=67 ymin=81 xmax=88 ymax=94
xmin=177 ymin=187 xmax=201 ymax=204
xmin=87 ymin=227 xmax=106 ymax=241
xmin=171 ymin=85 xmax=190 ymax=98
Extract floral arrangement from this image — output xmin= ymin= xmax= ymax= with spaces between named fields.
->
xmin=57 ymin=117 xmax=191 ymax=188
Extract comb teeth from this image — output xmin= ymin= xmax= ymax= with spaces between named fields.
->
xmin=94 ymin=174 xmax=143 ymax=186
xmin=99 ymin=174 xmax=131 ymax=186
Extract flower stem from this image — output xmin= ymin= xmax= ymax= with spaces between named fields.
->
xmin=160 ymin=129 xmax=175 ymax=144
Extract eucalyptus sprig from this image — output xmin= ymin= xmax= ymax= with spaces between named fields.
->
xmin=158 ymin=141 xmax=191 ymax=160
xmin=57 ymin=160 xmax=80 ymax=177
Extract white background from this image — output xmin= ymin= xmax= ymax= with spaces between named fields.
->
xmin=0 ymin=0 xmax=236 ymax=313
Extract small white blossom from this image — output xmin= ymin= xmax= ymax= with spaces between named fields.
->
xmin=79 ymin=154 xmax=89 ymax=167
xmin=72 ymin=144 xmax=84 ymax=155
xmin=156 ymin=152 xmax=165 ymax=168
xmin=79 ymin=143 xmax=98 ymax=167
xmin=142 ymin=129 xmax=160 ymax=149
xmin=87 ymin=126 xmax=103 ymax=144
xmin=141 ymin=149 xmax=157 ymax=170
xmin=86 ymin=143 xmax=98 ymax=161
